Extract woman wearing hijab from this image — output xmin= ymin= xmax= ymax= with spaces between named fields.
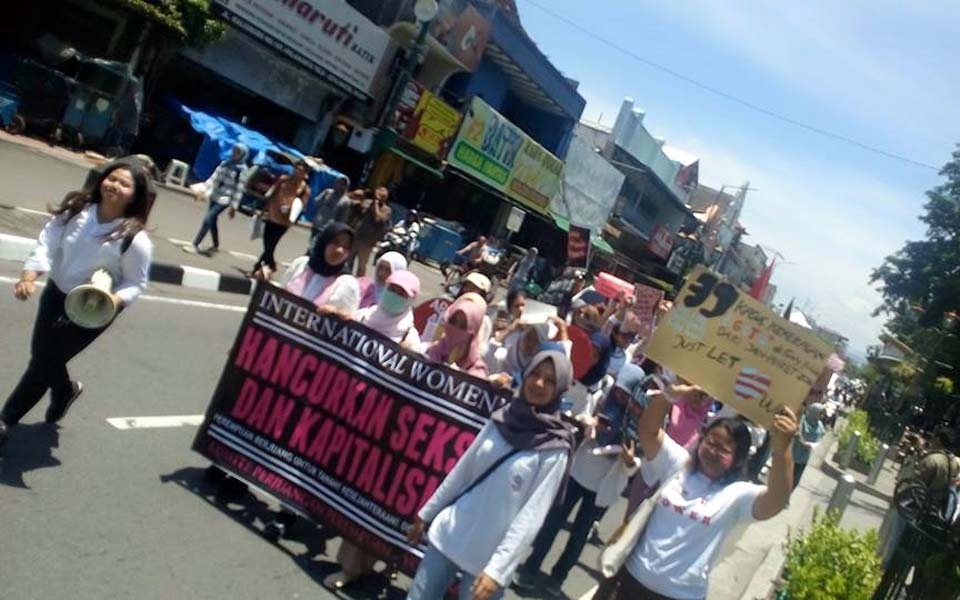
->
xmin=565 ymin=331 xmax=615 ymax=419
xmin=358 ymin=250 xmax=407 ymax=309
xmin=355 ymin=270 xmax=423 ymax=351
xmin=406 ymin=350 xmax=575 ymax=600
xmin=186 ymin=143 xmax=250 ymax=253
xmin=323 ymin=269 xmax=424 ymax=591
xmin=516 ymin=364 xmax=646 ymax=597
xmin=280 ymin=221 xmax=360 ymax=317
xmin=487 ymin=317 xmax=571 ymax=388
xmin=426 ymin=292 xmax=489 ymax=378
xmin=792 ymin=403 xmax=826 ymax=489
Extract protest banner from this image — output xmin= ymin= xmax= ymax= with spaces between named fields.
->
xmin=633 ymin=283 xmax=665 ymax=340
xmin=642 ymin=265 xmax=833 ymax=427
xmin=192 ymin=284 xmax=511 ymax=574
xmin=413 ymin=296 xmax=453 ymax=344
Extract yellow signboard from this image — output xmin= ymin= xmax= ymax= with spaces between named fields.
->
xmin=643 ymin=265 xmax=833 ymax=427
xmin=409 ymin=88 xmax=461 ymax=158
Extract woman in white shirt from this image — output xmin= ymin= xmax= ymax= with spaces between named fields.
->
xmin=406 ymin=350 xmax=576 ymax=600
xmin=1 ymin=159 xmax=154 ymax=450
xmin=281 ymin=221 xmax=360 ymax=317
xmin=605 ymin=385 xmax=798 ymax=600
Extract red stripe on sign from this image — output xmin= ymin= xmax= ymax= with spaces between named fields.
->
xmin=739 ymin=371 xmax=771 ymax=386
xmin=735 ymin=385 xmax=763 ymax=400
xmin=735 ymin=378 xmax=768 ymax=395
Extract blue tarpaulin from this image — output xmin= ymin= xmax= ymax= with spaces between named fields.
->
xmin=167 ymin=98 xmax=345 ymax=223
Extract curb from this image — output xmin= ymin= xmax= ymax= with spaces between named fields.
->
xmin=0 ymin=232 xmax=253 ymax=296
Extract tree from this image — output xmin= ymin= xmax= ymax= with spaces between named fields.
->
xmin=110 ymin=0 xmax=224 ymax=47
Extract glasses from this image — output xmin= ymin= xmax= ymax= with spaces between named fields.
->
xmin=701 ymin=435 xmax=735 ymax=458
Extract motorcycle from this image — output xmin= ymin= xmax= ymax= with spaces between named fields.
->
xmin=375 ymin=220 xmax=421 ymax=262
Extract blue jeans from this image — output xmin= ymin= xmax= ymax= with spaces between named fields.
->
xmin=193 ymin=201 xmax=229 ymax=248
xmin=408 ymin=544 xmax=504 ymax=600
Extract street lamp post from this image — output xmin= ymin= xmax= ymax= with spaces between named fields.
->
xmin=360 ymin=0 xmax=438 ymax=185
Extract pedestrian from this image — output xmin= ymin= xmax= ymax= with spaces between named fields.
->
xmin=598 ymin=384 xmax=797 ymax=600
xmin=492 ymin=288 xmax=527 ymax=336
xmin=515 ymin=364 xmax=646 ymax=597
xmin=358 ymin=250 xmax=407 ymax=308
xmin=1 ymin=159 xmax=155 ymax=451
xmin=310 ymin=175 xmax=349 ymax=248
xmin=280 ymin=221 xmax=359 ymax=317
xmin=508 ymin=247 xmax=538 ymax=292
xmin=406 ymin=350 xmax=576 ymax=600
xmin=353 ymin=186 xmax=393 ymax=277
xmin=425 ymin=292 xmax=490 ymax=377
xmin=792 ymin=402 xmax=826 ymax=489
xmin=488 ymin=316 xmax=571 ymax=388
xmin=324 ymin=270 xmax=424 ymax=591
xmin=252 ymin=159 xmax=310 ymax=280
xmin=185 ymin=143 xmax=251 ymax=254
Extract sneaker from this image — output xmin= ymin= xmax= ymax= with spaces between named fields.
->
xmin=543 ymin=576 xmax=564 ymax=599
xmin=182 ymin=244 xmax=199 ymax=254
xmin=512 ymin=570 xmax=538 ymax=593
xmin=45 ymin=381 xmax=83 ymax=424
xmin=207 ymin=246 xmax=219 ymax=254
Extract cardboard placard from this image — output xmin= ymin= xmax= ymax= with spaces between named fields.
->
xmin=642 ymin=266 xmax=832 ymax=426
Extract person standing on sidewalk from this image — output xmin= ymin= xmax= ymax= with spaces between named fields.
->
xmin=186 ymin=143 xmax=251 ymax=254
xmin=598 ymin=384 xmax=798 ymax=600
xmin=252 ymin=159 xmax=310 ymax=280
xmin=406 ymin=350 xmax=575 ymax=600
xmin=792 ymin=403 xmax=826 ymax=489
xmin=1 ymin=160 xmax=154 ymax=452
xmin=353 ymin=186 xmax=392 ymax=277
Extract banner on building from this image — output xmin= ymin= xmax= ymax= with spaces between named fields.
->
xmin=391 ymin=81 xmax=462 ymax=159
xmin=448 ymin=98 xmax=563 ymax=215
xmin=567 ymin=225 xmax=591 ymax=268
xmin=193 ymin=284 xmax=510 ymax=574
xmin=550 ymin=136 xmax=625 ymax=234
xmin=646 ymin=223 xmax=675 ymax=260
xmin=431 ymin=0 xmax=492 ymax=71
xmin=211 ymin=0 xmax=391 ymax=98
xmin=643 ymin=266 xmax=833 ymax=427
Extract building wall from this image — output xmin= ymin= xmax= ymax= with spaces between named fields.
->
xmin=611 ymin=98 xmax=689 ymax=203
xmin=502 ymin=96 xmax=574 ymax=157
xmin=444 ymin=56 xmax=510 ymax=111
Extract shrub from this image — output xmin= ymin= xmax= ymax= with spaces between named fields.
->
xmin=838 ymin=409 xmax=880 ymax=464
xmin=781 ymin=510 xmax=881 ymax=600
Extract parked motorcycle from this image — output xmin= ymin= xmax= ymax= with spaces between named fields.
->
xmin=375 ymin=219 xmax=421 ymax=262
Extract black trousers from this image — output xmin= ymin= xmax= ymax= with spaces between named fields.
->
xmin=1 ymin=283 xmax=110 ymax=425
xmin=521 ymin=477 xmax=607 ymax=582
xmin=254 ymin=221 xmax=288 ymax=271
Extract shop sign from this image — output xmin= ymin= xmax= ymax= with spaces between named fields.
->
xmin=647 ymin=223 xmax=675 ymax=259
xmin=449 ymin=97 xmax=563 ymax=215
xmin=391 ymin=81 xmax=462 ymax=159
xmin=431 ymin=0 xmax=492 ymax=71
xmin=211 ymin=0 xmax=391 ymax=98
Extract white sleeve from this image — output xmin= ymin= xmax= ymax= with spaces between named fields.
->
xmin=279 ymin=256 xmax=309 ymax=288
xmin=23 ymin=213 xmax=69 ymax=273
xmin=641 ymin=433 xmax=689 ymax=486
xmin=114 ymin=232 xmax=152 ymax=306
xmin=483 ymin=450 xmax=569 ymax=585
xmin=418 ymin=424 xmax=490 ymax=523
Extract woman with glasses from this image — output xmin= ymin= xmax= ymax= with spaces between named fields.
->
xmin=601 ymin=384 xmax=798 ymax=600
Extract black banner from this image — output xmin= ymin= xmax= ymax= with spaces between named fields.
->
xmin=192 ymin=284 xmax=512 ymax=573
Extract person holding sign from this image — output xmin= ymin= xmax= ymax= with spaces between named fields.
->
xmin=598 ymin=385 xmax=798 ymax=600
xmin=406 ymin=350 xmax=575 ymax=600
xmin=280 ymin=221 xmax=360 ymax=317
xmin=425 ymin=293 xmax=490 ymax=377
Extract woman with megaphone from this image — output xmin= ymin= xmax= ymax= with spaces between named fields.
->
xmin=0 ymin=158 xmax=154 ymax=452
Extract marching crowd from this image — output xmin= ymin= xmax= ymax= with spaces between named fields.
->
xmin=0 ymin=153 xmax=832 ymax=600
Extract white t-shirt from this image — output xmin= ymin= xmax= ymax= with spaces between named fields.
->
xmin=625 ymin=435 xmax=762 ymax=599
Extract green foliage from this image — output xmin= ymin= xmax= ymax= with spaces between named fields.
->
xmin=110 ymin=0 xmax=225 ymax=47
xmin=838 ymin=410 xmax=881 ymax=464
xmin=933 ymin=376 xmax=954 ymax=394
xmin=781 ymin=510 xmax=881 ymax=600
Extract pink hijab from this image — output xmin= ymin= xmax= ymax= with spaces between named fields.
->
xmin=427 ymin=292 xmax=488 ymax=377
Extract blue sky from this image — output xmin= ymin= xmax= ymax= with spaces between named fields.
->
xmin=516 ymin=0 xmax=960 ymax=357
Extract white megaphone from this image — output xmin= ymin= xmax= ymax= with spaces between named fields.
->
xmin=65 ymin=269 xmax=118 ymax=329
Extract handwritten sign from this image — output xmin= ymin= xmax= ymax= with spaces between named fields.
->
xmin=642 ymin=265 xmax=832 ymax=427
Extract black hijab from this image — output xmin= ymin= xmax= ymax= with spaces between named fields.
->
xmin=309 ymin=221 xmax=354 ymax=276
xmin=492 ymin=350 xmax=575 ymax=452
xmin=578 ymin=331 xmax=613 ymax=388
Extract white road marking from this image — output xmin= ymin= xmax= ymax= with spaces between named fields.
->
xmin=15 ymin=206 xmax=51 ymax=216
xmin=167 ymin=238 xmax=193 ymax=246
xmin=0 ymin=275 xmax=247 ymax=312
xmin=228 ymin=250 xmax=258 ymax=260
xmin=107 ymin=414 xmax=205 ymax=430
